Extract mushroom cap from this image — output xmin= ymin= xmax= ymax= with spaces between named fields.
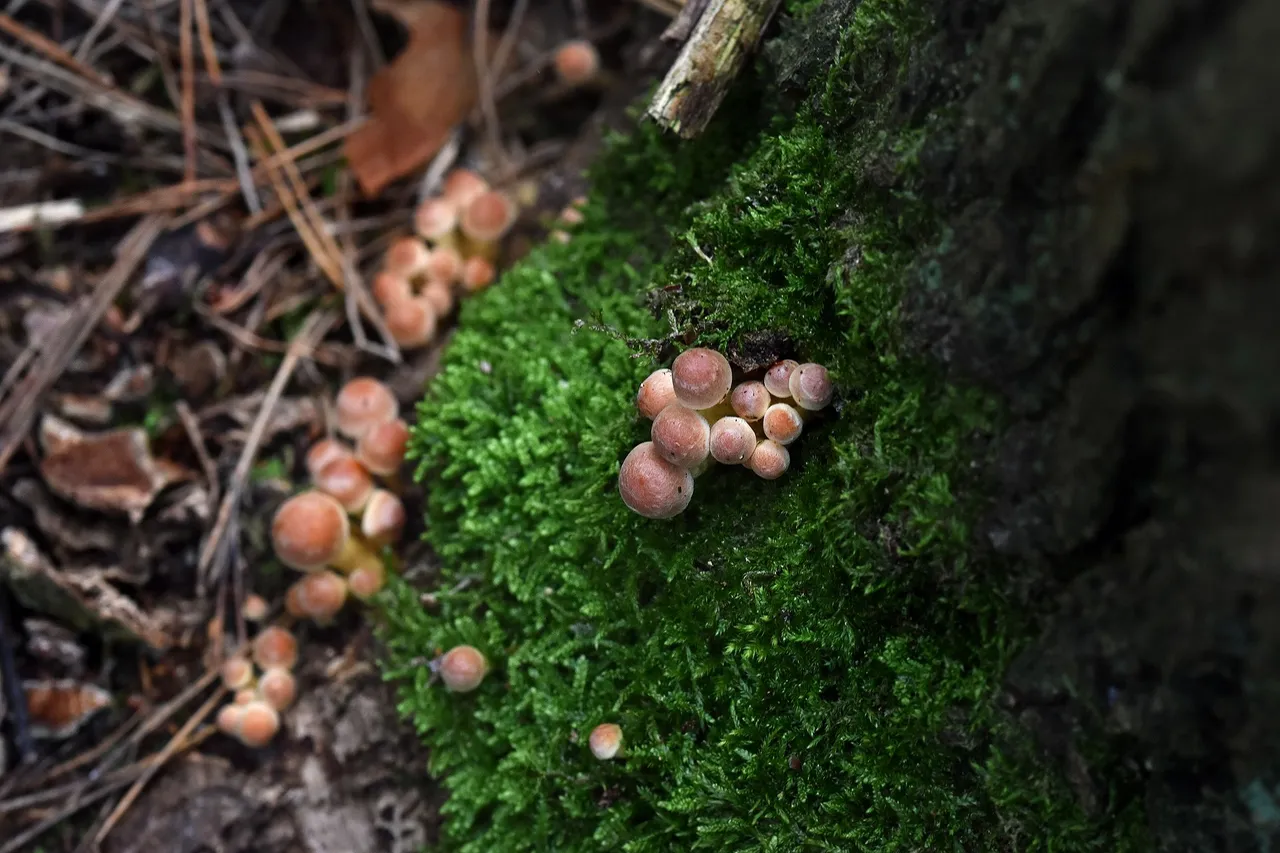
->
xmin=442 ymin=168 xmax=489 ymax=208
xmin=651 ymin=404 xmax=711 ymax=468
xmin=636 ymin=368 xmax=676 ymax=420
xmin=236 ymin=700 xmax=280 ymax=748
xmin=242 ymin=593 xmax=269 ymax=622
xmin=371 ymin=271 xmax=412 ymax=307
xmin=730 ymin=381 xmax=771 ymax=422
xmin=763 ymin=360 xmax=799 ymax=398
xmin=216 ymin=703 xmax=243 ymax=735
xmin=789 ymin=363 xmax=833 ymax=411
xmin=762 ymin=403 xmax=804 ymax=445
xmin=439 ymin=645 xmax=488 ymax=693
xmin=414 ymin=197 xmax=458 ymax=240
xmin=749 ymin=439 xmax=790 ymax=480
xmin=348 ymin=561 xmax=387 ymax=600
xmin=220 ymin=657 xmax=254 ymax=691
xmin=671 ymin=348 xmax=732 ymax=409
xmin=461 ymin=256 xmax=496 ymax=292
xmin=286 ymin=570 xmax=348 ymax=622
xmin=426 ymin=246 xmax=463 ymax=284
xmin=588 ymin=722 xmax=623 ymax=760
xmin=618 ymin=441 xmax=694 ymax=519
xmin=385 ymin=296 xmax=438 ymax=349
xmin=460 ymin=190 xmax=517 ymax=243
xmin=356 ymin=418 xmax=410 ymax=476
xmin=384 ymin=236 xmax=431 ymax=278
xmin=258 ymin=667 xmax=297 ymax=712
xmin=305 ymin=438 xmax=352 ymax=478
xmin=271 ymin=490 xmax=350 ymax=570
xmin=314 ymin=456 xmax=375 ymax=514
xmin=252 ymin=626 xmax=299 ymax=671
xmin=421 ymin=279 xmax=455 ymax=317
xmin=335 ymin=378 xmax=399 ymax=440
xmin=709 ymin=417 xmax=758 ymax=465
xmin=362 ymin=489 xmax=406 ymax=546
xmin=554 ymin=39 xmax=600 ymax=85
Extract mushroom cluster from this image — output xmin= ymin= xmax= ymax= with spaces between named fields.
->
xmin=375 ymin=167 xmax=521 ymax=349
xmin=620 ymin=350 xmax=834 ymax=518
xmin=215 ymin=376 xmax=410 ymax=747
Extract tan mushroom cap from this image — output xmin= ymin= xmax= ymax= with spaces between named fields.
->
xmin=356 ymin=418 xmax=410 ymax=476
xmin=588 ymin=722 xmax=623 ymax=760
xmin=426 ymin=246 xmax=463 ymax=284
xmin=442 ymin=168 xmax=489 ymax=208
xmin=439 ymin=645 xmax=488 ymax=693
xmin=216 ymin=703 xmax=243 ymax=736
xmin=305 ymin=438 xmax=352 ymax=478
xmin=762 ymin=403 xmax=804 ymax=445
xmin=385 ymin=296 xmax=438 ymax=348
xmin=414 ymin=197 xmax=458 ymax=241
xmin=314 ymin=456 xmax=375 ymax=514
xmin=236 ymin=700 xmax=280 ymax=748
xmin=258 ymin=668 xmax=297 ymax=712
xmin=362 ymin=489 xmax=406 ymax=546
xmin=749 ymin=439 xmax=790 ymax=480
xmin=384 ymin=236 xmax=431 ymax=278
xmin=220 ymin=657 xmax=254 ymax=691
xmin=671 ymin=348 xmax=732 ymax=409
xmin=348 ymin=560 xmax=387 ymax=600
xmin=554 ymin=39 xmax=600 ymax=86
xmin=422 ymin=279 xmax=455 ymax=317
xmin=730 ymin=381 xmax=771 ymax=422
xmin=371 ymin=271 xmax=412 ymax=307
xmin=335 ymin=378 xmax=399 ymax=440
xmin=460 ymin=190 xmax=517 ymax=243
xmin=252 ymin=626 xmax=298 ymax=671
xmin=242 ymin=593 xmax=269 ymax=622
xmin=271 ymin=490 xmax=350 ymax=570
xmin=709 ymin=417 xmax=758 ymax=465
xmin=618 ymin=441 xmax=694 ymax=519
xmin=651 ymin=404 xmax=711 ymax=469
xmin=286 ymin=570 xmax=348 ymax=622
xmin=461 ymin=256 xmax=496 ymax=292
xmin=636 ymin=368 xmax=677 ymax=420
xmin=788 ymin=363 xmax=833 ymax=411
xmin=763 ymin=360 xmax=800 ymax=398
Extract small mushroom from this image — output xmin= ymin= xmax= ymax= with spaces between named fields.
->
xmin=384 ymin=296 xmax=438 ymax=348
xmin=788 ymin=363 xmax=833 ymax=411
xmin=304 ymin=438 xmax=352 ymax=478
xmin=709 ymin=417 xmax=757 ymax=465
xmin=285 ymin=570 xmax=348 ymax=623
xmin=426 ymin=245 xmax=464 ymax=283
xmin=671 ymin=348 xmax=732 ymax=409
xmin=371 ymin=271 xmax=412 ymax=307
xmin=252 ymin=626 xmax=298 ymax=671
xmin=460 ymin=190 xmax=517 ymax=245
xmin=762 ymin=403 xmax=804 ymax=445
xmin=461 ymin=256 xmax=496 ymax=292
xmin=730 ymin=381 xmax=770 ymax=422
xmin=220 ymin=657 xmax=254 ymax=691
xmin=314 ymin=456 xmax=375 ymax=514
xmin=651 ymin=404 xmax=711 ymax=469
xmin=422 ymin=279 xmax=456 ymax=317
xmin=271 ymin=490 xmax=351 ymax=570
xmin=383 ymin=236 xmax=431 ymax=279
xmin=588 ymin=723 xmax=623 ymax=760
xmin=361 ymin=489 xmax=406 ymax=546
xmin=618 ymin=441 xmax=694 ymax=519
xmin=414 ymin=197 xmax=458 ymax=243
xmin=763 ymin=360 xmax=799 ymax=399
xmin=748 ymin=439 xmax=790 ymax=480
xmin=356 ymin=419 xmax=410 ymax=476
xmin=442 ymin=168 xmax=489 ymax=208
xmin=636 ymin=369 xmax=677 ymax=420
xmin=236 ymin=700 xmax=280 ymax=748
xmin=438 ymin=645 xmax=488 ymax=693
xmin=335 ymin=378 xmax=399 ymax=440
xmin=348 ymin=560 xmax=387 ymax=600
xmin=258 ymin=668 xmax=297 ymax=712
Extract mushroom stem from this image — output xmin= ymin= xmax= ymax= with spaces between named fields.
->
xmin=329 ymin=533 xmax=382 ymax=575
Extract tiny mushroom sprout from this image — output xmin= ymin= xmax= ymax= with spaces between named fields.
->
xmin=356 ymin=418 xmax=410 ymax=476
xmin=383 ymin=236 xmax=431 ymax=279
xmin=220 ymin=657 xmax=254 ymax=691
xmin=651 ymin=404 xmax=711 ymax=469
xmin=438 ymin=645 xmax=489 ymax=693
xmin=671 ymin=348 xmax=733 ymax=409
xmin=749 ymin=439 xmax=791 ymax=480
xmin=335 ymin=378 xmax=399 ymax=440
xmin=236 ymin=700 xmax=281 ymax=748
xmin=636 ymin=368 xmax=676 ymax=420
xmin=618 ymin=441 xmax=694 ymax=519
xmin=763 ymin=359 xmax=800 ymax=399
xmin=789 ymin=363 xmax=834 ymax=411
xmin=730 ymin=381 xmax=771 ymax=422
xmin=252 ymin=626 xmax=299 ymax=671
xmin=285 ymin=570 xmax=348 ymax=623
xmin=258 ymin=668 xmax=297 ymax=712
xmin=709 ymin=417 xmax=757 ymax=465
xmin=460 ymin=190 xmax=518 ymax=245
xmin=271 ymin=490 xmax=351 ymax=570
xmin=242 ymin=593 xmax=269 ymax=622
xmin=554 ymin=39 xmax=600 ymax=87
xmin=414 ymin=197 xmax=458 ymax=242
xmin=442 ymin=167 xmax=489 ymax=208
xmin=762 ymin=403 xmax=804 ymax=446
xmin=588 ymin=723 xmax=623 ymax=760
xmin=305 ymin=438 xmax=351 ymax=478
xmin=362 ymin=489 xmax=406 ymax=546
xmin=385 ymin=296 xmax=438 ymax=349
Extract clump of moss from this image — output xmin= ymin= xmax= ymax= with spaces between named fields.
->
xmin=380 ymin=1 xmax=1148 ymax=850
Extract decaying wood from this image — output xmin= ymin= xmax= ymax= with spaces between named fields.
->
xmin=646 ymin=0 xmax=781 ymax=138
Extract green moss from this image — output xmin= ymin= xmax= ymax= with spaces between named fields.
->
xmin=380 ymin=1 xmax=1148 ymax=850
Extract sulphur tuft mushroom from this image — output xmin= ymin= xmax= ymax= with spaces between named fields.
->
xmin=709 ymin=417 xmax=757 ymax=465
xmin=618 ymin=441 xmax=694 ymax=519
xmin=636 ymin=368 xmax=677 ymax=420
xmin=588 ymin=723 xmax=623 ymax=760
xmin=788 ymin=363 xmax=833 ymax=411
xmin=651 ymin=404 xmax=711 ymax=469
xmin=671 ymin=348 xmax=732 ymax=410
xmin=438 ymin=645 xmax=489 ymax=693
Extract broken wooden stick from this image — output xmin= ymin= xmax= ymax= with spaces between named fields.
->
xmin=646 ymin=0 xmax=782 ymax=138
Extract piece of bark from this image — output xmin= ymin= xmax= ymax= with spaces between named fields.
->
xmin=662 ymin=0 xmax=712 ymax=43
xmin=647 ymin=0 xmax=782 ymax=138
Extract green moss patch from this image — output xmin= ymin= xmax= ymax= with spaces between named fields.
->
xmin=380 ymin=1 xmax=1148 ymax=850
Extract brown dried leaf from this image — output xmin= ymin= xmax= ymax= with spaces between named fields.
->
xmin=25 ymin=679 xmax=112 ymax=738
xmin=345 ymin=1 xmax=477 ymax=196
xmin=39 ymin=415 xmax=177 ymax=521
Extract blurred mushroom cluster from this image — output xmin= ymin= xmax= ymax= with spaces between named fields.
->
xmin=620 ymin=350 xmax=834 ymax=518
xmin=214 ymin=376 xmax=409 ymax=746
xmin=374 ymin=168 xmax=523 ymax=349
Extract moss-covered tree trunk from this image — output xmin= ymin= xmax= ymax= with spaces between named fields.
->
xmin=382 ymin=0 xmax=1280 ymax=850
